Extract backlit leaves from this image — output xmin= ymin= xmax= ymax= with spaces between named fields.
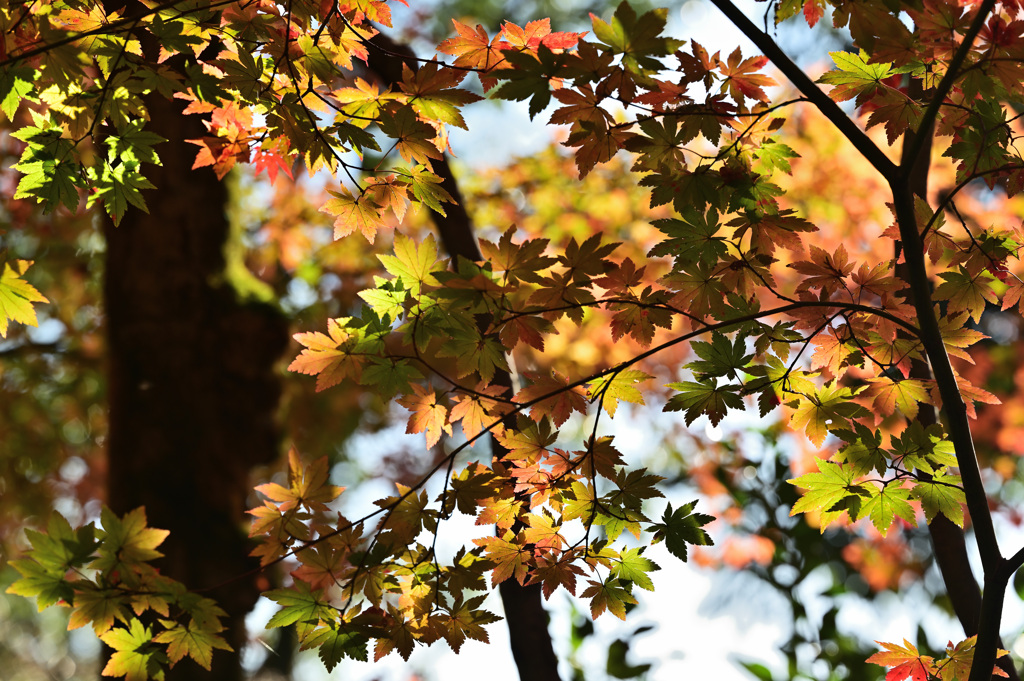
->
xmin=0 ymin=259 xmax=49 ymax=338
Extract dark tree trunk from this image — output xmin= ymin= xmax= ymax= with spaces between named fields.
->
xmin=102 ymin=90 xmax=288 ymax=679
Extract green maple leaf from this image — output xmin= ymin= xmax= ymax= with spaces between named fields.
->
xmin=687 ymin=332 xmax=753 ymax=379
xmin=934 ymin=266 xmax=997 ymax=325
xmin=649 ymin=500 xmax=714 ymax=561
xmin=92 ymin=507 xmax=169 ymax=583
xmin=912 ymin=474 xmax=965 ymax=527
xmin=855 ymin=484 xmax=916 ymax=536
xmin=789 ymin=382 xmax=866 ymax=447
xmin=68 ymin=585 xmax=131 ymax=635
xmin=789 ymin=460 xmax=867 ymax=529
xmin=491 ymin=45 xmax=574 ymax=119
xmin=86 ymin=160 xmax=157 ymax=226
xmin=100 ymin=619 xmax=168 ymax=681
xmin=11 ymin=119 xmax=82 ymax=213
xmin=400 ymin=60 xmax=482 ymax=129
xmin=890 ymin=422 xmax=957 ymax=475
xmin=647 ymin=207 xmax=728 ymax=268
xmin=378 ymin=232 xmax=445 ymax=296
xmin=153 ymin=621 xmax=232 ymax=670
xmin=664 ymin=380 xmax=744 ymax=427
xmin=833 ymin=423 xmax=888 ymax=476
xmin=5 ymin=512 xmax=98 ymax=608
xmin=0 ymin=65 xmax=37 ymax=121
xmin=610 ymin=547 xmax=660 ymax=591
xmin=265 ymin=582 xmax=337 ymax=628
xmin=589 ymin=2 xmax=683 ymax=73
xmin=587 ymin=369 xmax=653 ymax=417
xmin=303 ymin=624 xmax=369 ymax=670
xmin=562 ymin=480 xmax=597 ymax=522
xmin=817 ymin=50 xmax=895 ymax=105
xmin=406 ymin=165 xmax=455 ymax=216
xmin=755 ymin=141 xmax=799 ymax=175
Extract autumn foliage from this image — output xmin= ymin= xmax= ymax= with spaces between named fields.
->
xmin=5 ymin=0 xmax=1024 ymax=679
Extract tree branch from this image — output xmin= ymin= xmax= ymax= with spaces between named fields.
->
xmin=705 ymin=0 xmax=896 ymax=178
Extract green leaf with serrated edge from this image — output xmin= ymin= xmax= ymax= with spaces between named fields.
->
xmin=563 ymin=480 xmax=596 ymax=521
xmin=789 ymin=460 xmax=864 ymax=529
xmin=647 ymin=208 xmax=727 ymax=268
xmin=649 ymin=501 xmax=714 ymax=561
xmin=687 ymin=332 xmax=753 ymax=379
xmin=610 ymin=547 xmax=660 ymax=591
xmin=265 ymin=582 xmax=337 ymax=628
xmin=855 ymin=484 xmax=916 ymax=536
xmin=303 ymin=624 xmax=370 ymax=670
xmin=934 ymin=266 xmax=997 ymax=325
xmin=832 ymin=422 xmax=887 ymax=476
xmin=99 ymin=619 xmax=167 ymax=681
xmin=378 ymin=232 xmax=445 ymax=296
xmin=664 ymin=381 xmax=744 ymax=426
xmin=755 ymin=141 xmax=798 ymax=175
xmin=590 ymin=2 xmax=683 ymax=73
xmin=153 ymin=622 xmax=232 ymax=670
xmin=789 ymin=382 xmax=866 ymax=447
xmin=587 ymin=370 xmax=653 ymax=417
xmin=359 ymin=357 xmax=422 ymax=400
xmin=890 ymin=421 xmax=957 ymax=475
xmin=817 ymin=50 xmax=895 ymax=105
xmin=0 ymin=66 xmax=36 ymax=121
xmin=912 ymin=475 xmax=965 ymax=527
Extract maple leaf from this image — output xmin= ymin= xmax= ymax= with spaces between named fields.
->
xmin=589 ymin=2 xmax=683 ymax=74
xmin=513 ymin=371 xmax=588 ymax=427
xmin=320 ymin=187 xmax=387 ymax=243
xmin=610 ymin=547 xmax=660 ymax=591
xmin=254 ymin=450 xmax=344 ymax=513
xmin=440 ymin=594 xmax=500 ymax=653
xmin=649 ymin=501 xmax=714 ymax=561
xmin=526 ymin=552 xmax=585 ymax=599
xmin=934 ymin=636 xmax=1010 ymax=681
xmin=289 ymin=318 xmax=362 ymax=392
xmin=100 ymin=619 xmax=167 ymax=681
xmin=855 ymin=484 xmax=916 ymax=536
xmin=866 ymin=639 xmax=935 ymax=681
xmin=265 ymin=581 xmax=337 ymax=629
xmin=437 ymin=21 xmax=507 ymax=91
xmin=0 ymin=258 xmax=48 ymax=337
xmin=378 ymin=232 xmax=445 ymax=296
xmin=400 ymin=61 xmax=482 ymax=130
xmin=154 ymin=621 xmax=232 ymax=670
xmin=818 ymin=50 xmax=896 ymax=105
xmin=587 ymin=370 xmax=652 ymax=417
xmin=92 ymin=507 xmax=169 ymax=585
xmin=866 ymin=378 xmax=929 ymax=420
xmin=474 ymin=534 xmax=530 ymax=586
xmin=719 ymin=47 xmax=775 ymax=105
xmin=396 ymin=384 xmax=452 ymax=448
xmin=303 ymin=622 xmax=370 ymax=670
xmin=790 ymin=460 xmax=868 ymax=529
xmin=933 ymin=266 xmax=997 ymax=324
xmin=912 ymin=474 xmax=965 ymax=528
xmin=449 ymin=384 xmax=508 ymax=442
xmin=789 ymin=383 xmax=867 ymax=447
xmin=580 ymin=578 xmax=637 ymax=620
xmin=664 ymin=380 xmax=744 ymax=427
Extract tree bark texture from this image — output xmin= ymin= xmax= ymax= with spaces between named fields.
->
xmin=102 ymin=89 xmax=288 ymax=680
